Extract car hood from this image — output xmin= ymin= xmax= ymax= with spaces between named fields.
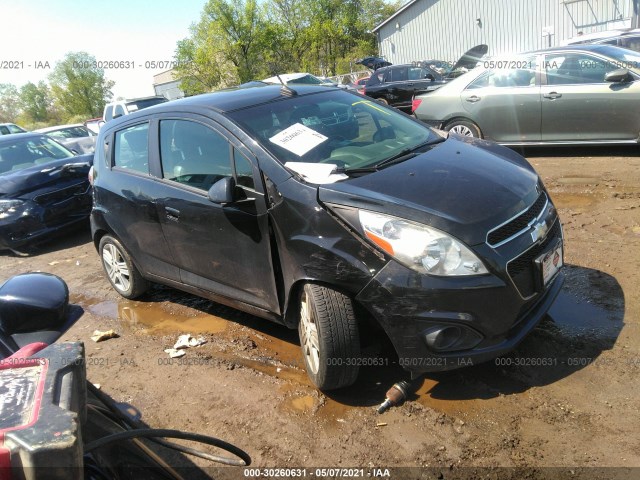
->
xmin=318 ymin=136 xmax=539 ymax=246
xmin=356 ymin=57 xmax=392 ymax=70
xmin=448 ymin=44 xmax=488 ymax=75
xmin=0 ymin=154 xmax=93 ymax=198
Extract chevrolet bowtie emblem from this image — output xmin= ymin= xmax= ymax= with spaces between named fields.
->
xmin=531 ymin=220 xmax=549 ymax=242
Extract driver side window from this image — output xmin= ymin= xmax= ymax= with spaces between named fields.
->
xmin=159 ymin=119 xmax=232 ymax=191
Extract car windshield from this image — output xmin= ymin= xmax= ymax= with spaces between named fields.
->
xmin=48 ymin=126 xmax=93 ymax=139
xmin=7 ymin=124 xmax=26 ymax=134
xmin=0 ymin=136 xmax=74 ymax=175
xmin=228 ymin=90 xmax=437 ymax=175
xmin=287 ymin=74 xmax=325 ymax=85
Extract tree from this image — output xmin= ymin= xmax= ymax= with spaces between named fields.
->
xmin=20 ymin=81 xmax=52 ymax=123
xmin=49 ymin=52 xmax=114 ymax=118
xmin=0 ymin=83 xmax=20 ymax=123
xmin=173 ymin=0 xmax=401 ymax=90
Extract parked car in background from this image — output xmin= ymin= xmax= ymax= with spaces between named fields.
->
xmin=363 ymin=45 xmax=488 ymax=112
xmin=35 ymin=123 xmax=96 ymax=154
xmin=413 ymin=44 xmax=640 ymax=144
xmin=103 ymin=96 xmax=168 ymax=123
xmin=356 ymin=56 xmax=392 ymax=70
xmin=351 ymin=76 xmax=370 ymax=93
xmin=263 ymin=72 xmax=351 ymax=89
xmin=0 ymin=123 xmax=27 ymax=135
xmin=91 ymin=83 xmax=564 ymax=390
xmin=0 ymin=133 xmax=93 ymax=254
xmin=563 ymin=28 xmax=640 ymax=53
xmin=84 ymin=117 xmax=103 ymax=135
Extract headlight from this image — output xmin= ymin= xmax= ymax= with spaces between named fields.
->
xmin=358 ymin=210 xmax=488 ymax=276
xmin=0 ymin=199 xmax=24 ymax=215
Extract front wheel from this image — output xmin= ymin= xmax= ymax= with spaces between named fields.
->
xmin=99 ymin=235 xmax=148 ymax=299
xmin=298 ymin=284 xmax=360 ymax=390
xmin=444 ymin=119 xmax=482 ymax=138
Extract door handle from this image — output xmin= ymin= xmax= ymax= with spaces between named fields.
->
xmin=543 ymin=92 xmax=562 ymax=99
xmin=465 ymin=95 xmax=481 ymax=103
xmin=165 ymin=207 xmax=180 ymax=220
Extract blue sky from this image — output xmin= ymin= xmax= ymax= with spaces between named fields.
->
xmin=0 ymin=0 xmax=207 ymax=98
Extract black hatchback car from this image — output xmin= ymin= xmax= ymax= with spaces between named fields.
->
xmin=364 ymin=45 xmax=488 ymax=112
xmin=91 ymin=83 xmax=564 ymax=390
xmin=0 ymin=133 xmax=93 ymax=254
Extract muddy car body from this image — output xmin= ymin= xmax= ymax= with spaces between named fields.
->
xmin=90 ymin=84 xmax=564 ymax=389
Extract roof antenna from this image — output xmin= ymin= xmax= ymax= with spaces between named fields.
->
xmin=276 ymin=73 xmax=298 ymax=97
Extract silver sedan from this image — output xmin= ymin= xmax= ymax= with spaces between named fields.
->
xmin=413 ymin=45 xmax=640 ymax=146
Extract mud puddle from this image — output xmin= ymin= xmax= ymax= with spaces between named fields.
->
xmin=546 ymin=290 xmax=622 ymax=341
xmin=76 ymin=295 xmax=510 ymax=421
xmin=554 ymin=176 xmax=601 ymax=185
xmin=550 ymin=192 xmax=598 ymax=210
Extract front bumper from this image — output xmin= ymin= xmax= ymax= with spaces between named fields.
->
xmin=355 ymin=217 xmax=565 ymax=376
xmin=0 ymin=191 xmax=91 ymax=251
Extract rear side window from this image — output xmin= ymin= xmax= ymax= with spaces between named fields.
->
xmin=620 ymin=36 xmax=640 ymax=51
xmin=408 ymin=67 xmax=426 ymax=80
xmin=387 ymin=67 xmax=408 ymax=82
xmin=113 ymin=123 xmax=149 ymax=173
xmin=159 ymin=119 xmax=232 ymax=191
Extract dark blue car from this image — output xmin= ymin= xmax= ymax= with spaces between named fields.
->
xmin=0 ymin=133 xmax=93 ymax=254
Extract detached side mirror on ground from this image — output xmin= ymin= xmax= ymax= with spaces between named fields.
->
xmin=605 ymin=68 xmax=632 ymax=83
xmin=208 ymin=176 xmax=237 ymax=204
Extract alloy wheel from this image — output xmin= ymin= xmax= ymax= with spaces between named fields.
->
xmin=102 ymin=243 xmax=131 ymax=293
xmin=299 ymin=289 xmax=321 ymax=374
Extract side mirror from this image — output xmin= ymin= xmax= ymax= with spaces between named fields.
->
xmin=425 ymin=73 xmax=435 ymax=81
xmin=0 ymin=273 xmax=69 ymax=334
xmin=208 ymin=176 xmax=237 ymax=204
xmin=604 ymin=68 xmax=632 ymax=83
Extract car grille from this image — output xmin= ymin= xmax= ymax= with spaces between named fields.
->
xmin=507 ymin=220 xmax=562 ymax=298
xmin=487 ymin=192 xmax=548 ymax=247
xmin=34 ymin=182 xmax=90 ymax=206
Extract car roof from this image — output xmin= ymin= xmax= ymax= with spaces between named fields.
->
xmin=107 ymin=84 xmax=338 ymax=124
xmin=562 ymin=28 xmax=640 ymax=45
xmin=0 ymin=132 xmax=45 ymax=143
xmin=35 ymin=124 xmax=84 ymax=133
xmin=530 ymin=43 xmax=629 ymax=54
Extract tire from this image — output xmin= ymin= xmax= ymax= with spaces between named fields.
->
xmin=444 ymin=119 xmax=483 ymax=138
xmin=298 ymin=284 xmax=360 ymax=390
xmin=99 ymin=235 xmax=148 ymax=299
xmin=376 ymin=97 xmax=389 ymax=105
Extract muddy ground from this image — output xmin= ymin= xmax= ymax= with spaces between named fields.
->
xmin=1 ymin=146 xmax=639 ymax=479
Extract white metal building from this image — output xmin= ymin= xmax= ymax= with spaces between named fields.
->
xmin=374 ymin=0 xmax=640 ymax=64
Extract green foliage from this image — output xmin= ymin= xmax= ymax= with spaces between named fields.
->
xmin=174 ymin=0 xmax=401 ymax=91
xmin=0 ymin=83 xmax=20 ymax=123
xmin=49 ymin=52 xmax=115 ymax=118
xmin=19 ymin=81 xmax=52 ymax=123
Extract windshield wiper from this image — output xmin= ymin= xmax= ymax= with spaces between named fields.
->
xmin=333 ymin=138 xmax=444 ymax=176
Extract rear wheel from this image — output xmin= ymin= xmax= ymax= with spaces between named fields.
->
xmin=376 ymin=97 xmax=389 ymax=105
xmin=99 ymin=235 xmax=148 ymax=299
xmin=445 ymin=119 xmax=482 ymax=138
xmin=298 ymin=284 xmax=360 ymax=390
